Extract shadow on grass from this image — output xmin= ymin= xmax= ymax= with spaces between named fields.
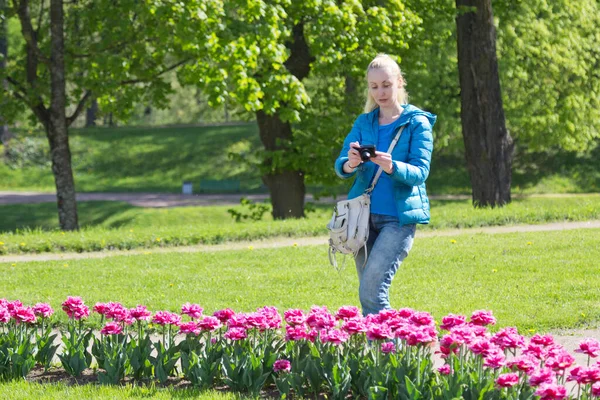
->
xmin=0 ymin=201 xmax=138 ymax=233
xmin=26 ymin=366 xmax=277 ymax=399
xmin=427 ymin=143 xmax=600 ymax=196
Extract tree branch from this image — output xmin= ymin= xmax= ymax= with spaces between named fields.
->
xmin=36 ymin=0 xmax=45 ymax=34
xmin=66 ymin=90 xmax=92 ymax=127
xmin=6 ymin=75 xmax=50 ymax=124
xmin=16 ymin=0 xmax=50 ymax=66
xmin=120 ymin=58 xmax=191 ymax=85
xmin=66 ymin=35 xmax=161 ymax=59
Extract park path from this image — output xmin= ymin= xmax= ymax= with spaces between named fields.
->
xmin=1 ymin=220 xmax=599 ymax=263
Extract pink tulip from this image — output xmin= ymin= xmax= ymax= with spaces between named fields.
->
xmin=61 ymin=297 xmax=89 ymax=320
xmin=483 ymin=348 xmax=505 ymax=369
xmin=507 ymin=355 xmax=538 ymax=375
xmin=406 ymin=326 xmax=437 ymax=346
xmin=438 ymin=364 xmax=451 ymax=375
xmin=436 ymin=345 xmax=457 ymax=359
xmin=592 ymin=382 xmax=600 ymax=397
xmin=33 ymin=303 xmax=54 ymax=318
xmin=448 ymin=325 xmax=477 ymax=345
xmin=567 ymin=365 xmax=600 ymax=385
xmin=227 ymin=313 xmax=248 ymax=328
xmin=224 ymin=327 xmax=247 ymax=341
xmin=410 ymin=311 xmax=434 ymax=327
xmin=529 ymin=368 xmax=557 ymax=387
xmin=213 ymin=308 xmax=235 ymax=323
xmin=198 ymin=316 xmax=222 ymax=331
xmin=468 ymin=338 xmax=496 ymax=357
xmin=366 ymin=323 xmax=392 ymax=341
xmin=321 ymin=329 xmax=349 ymax=345
xmin=181 ymin=303 xmax=204 ymax=319
xmin=13 ymin=306 xmax=36 ymax=324
xmin=530 ymin=334 xmax=555 ymax=347
xmin=470 ymin=310 xmax=496 ymax=326
xmin=335 ymin=306 xmax=360 ymax=320
xmin=342 ymin=317 xmax=367 ymax=335
xmin=376 ymin=309 xmax=401 ymax=323
xmin=93 ymin=302 xmax=111 ymax=316
xmin=397 ymin=308 xmax=415 ymax=318
xmin=496 ymin=372 xmax=520 ymax=388
xmin=6 ymin=300 xmax=23 ymax=313
xmin=440 ymin=314 xmax=466 ymax=331
xmin=306 ymin=310 xmax=335 ymax=330
xmin=257 ymin=306 xmax=282 ymax=329
xmin=285 ymin=325 xmax=308 ymax=341
xmin=534 ymin=383 xmax=567 ymax=400
xmin=273 ymin=359 xmax=291 ymax=373
xmin=523 ymin=343 xmax=546 ymax=360
xmin=575 ymin=338 xmax=600 ymax=358
xmin=130 ymin=305 xmax=152 ymax=322
xmin=393 ymin=323 xmax=413 ymax=340
xmin=545 ymin=351 xmax=575 ymax=372
xmin=101 ymin=321 xmax=123 ymax=335
xmin=106 ymin=302 xmax=131 ymax=324
xmin=381 ymin=342 xmax=395 ymax=354
xmin=245 ymin=312 xmax=268 ymax=330
xmin=152 ymin=311 xmax=181 ymax=326
xmin=491 ymin=327 xmax=525 ymax=350
xmin=284 ymin=309 xmax=306 ymax=326
xmin=179 ymin=321 xmax=200 ymax=335
xmin=0 ymin=307 xmax=10 ymax=323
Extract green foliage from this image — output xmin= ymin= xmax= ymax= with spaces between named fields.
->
xmin=0 ymin=0 xmax=227 ymax=126
xmin=58 ymin=321 xmax=93 ymax=377
xmin=400 ymin=0 xmax=600 ymax=154
xmin=496 ymin=0 xmax=600 ymax=151
xmin=2 ymin=136 xmax=50 ymax=170
xmin=96 ymin=334 xmax=129 ymax=385
xmin=0 ymin=325 xmax=37 ymax=381
xmin=227 ymin=197 xmax=271 ymax=222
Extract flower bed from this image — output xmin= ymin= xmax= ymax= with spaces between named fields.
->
xmin=1 ymin=297 xmax=599 ymax=399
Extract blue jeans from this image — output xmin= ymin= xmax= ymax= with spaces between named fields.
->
xmin=354 ymin=214 xmax=416 ymax=316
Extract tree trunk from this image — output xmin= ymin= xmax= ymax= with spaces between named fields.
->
xmin=456 ymin=0 xmax=513 ymax=207
xmin=49 ymin=0 xmax=78 ymax=230
xmin=85 ymin=98 xmax=98 ymax=127
xmin=0 ymin=0 xmax=12 ymax=149
xmin=256 ymin=110 xmax=305 ymax=219
xmin=254 ymin=22 xmax=313 ymax=219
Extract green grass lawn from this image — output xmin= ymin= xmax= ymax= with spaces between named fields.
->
xmin=0 ymin=124 xmax=265 ymax=193
xmin=2 ymin=228 xmax=599 ymax=333
xmin=1 ymin=195 xmax=599 ymax=255
xmin=0 ymin=381 xmax=241 ymax=400
xmin=1 ymin=124 xmax=598 ymax=195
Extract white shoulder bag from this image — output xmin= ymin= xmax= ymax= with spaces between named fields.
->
xmin=327 ymin=124 xmax=406 ymax=270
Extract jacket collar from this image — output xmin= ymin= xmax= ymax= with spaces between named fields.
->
xmin=366 ymin=104 xmax=437 ymax=135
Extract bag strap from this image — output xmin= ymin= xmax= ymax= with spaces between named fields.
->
xmin=365 ymin=124 xmax=406 ymax=195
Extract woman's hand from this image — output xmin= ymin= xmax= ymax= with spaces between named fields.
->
xmin=346 ymin=142 xmax=363 ymax=169
xmin=371 ymin=151 xmax=394 ymax=174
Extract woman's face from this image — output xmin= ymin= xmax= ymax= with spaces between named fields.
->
xmin=368 ymin=67 xmax=402 ymax=108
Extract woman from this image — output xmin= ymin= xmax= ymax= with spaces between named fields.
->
xmin=334 ymin=54 xmax=436 ymax=316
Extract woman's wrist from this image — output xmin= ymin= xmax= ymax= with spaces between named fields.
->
xmin=346 ymin=160 xmax=359 ymax=171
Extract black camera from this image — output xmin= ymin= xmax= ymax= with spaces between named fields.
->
xmin=357 ymin=145 xmax=376 ymax=162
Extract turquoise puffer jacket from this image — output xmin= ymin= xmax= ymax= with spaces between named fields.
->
xmin=334 ymin=104 xmax=436 ymax=225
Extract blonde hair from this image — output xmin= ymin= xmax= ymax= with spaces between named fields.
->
xmin=363 ymin=54 xmax=408 ymax=113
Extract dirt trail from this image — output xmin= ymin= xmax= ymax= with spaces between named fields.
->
xmin=1 ymin=220 xmax=599 ymax=263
